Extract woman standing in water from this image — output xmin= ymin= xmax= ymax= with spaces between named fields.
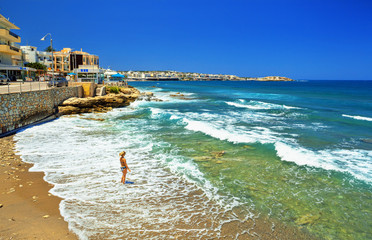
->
xmin=120 ymin=151 xmax=131 ymax=184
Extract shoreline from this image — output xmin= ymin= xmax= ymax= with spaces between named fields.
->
xmin=0 ymin=135 xmax=77 ymax=239
xmin=0 ymin=127 xmax=317 ymax=240
xmin=1 ymin=92 xmax=317 ymax=240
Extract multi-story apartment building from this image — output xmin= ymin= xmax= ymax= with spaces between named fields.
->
xmin=37 ymin=50 xmax=53 ymax=69
xmin=0 ymin=13 xmax=38 ymax=80
xmin=20 ymin=45 xmax=37 ymax=63
xmin=0 ymin=13 xmax=22 ymax=67
xmin=53 ymin=48 xmax=99 ymax=74
xmin=70 ymin=49 xmax=99 ymax=70
xmin=20 ymin=45 xmax=53 ymax=69
xmin=53 ymin=48 xmax=70 ymax=73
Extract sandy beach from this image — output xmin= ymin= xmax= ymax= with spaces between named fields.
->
xmin=0 ymin=135 xmax=77 ymax=240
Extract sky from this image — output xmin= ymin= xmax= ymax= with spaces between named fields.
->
xmin=1 ymin=0 xmax=371 ymax=80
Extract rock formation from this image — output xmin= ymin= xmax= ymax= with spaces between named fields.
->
xmin=137 ymin=92 xmax=163 ymax=102
xmin=58 ymin=87 xmax=140 ymax=115
xmin=169 ymin=92 xmax=194 ymax=100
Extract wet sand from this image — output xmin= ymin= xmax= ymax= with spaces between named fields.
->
xmin=0 ymin=135 xmax=77 ymax=240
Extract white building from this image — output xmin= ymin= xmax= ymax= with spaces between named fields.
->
xmin=37 ymin=50 xmax=52 ymax=69
xmin=73 ymin=65 xmax=104 ymax=83
xmin=20 ymin=45 xmax=52 ymax=69
xmin=20 ymin=45 xmax=37 ymax=63
xmin=104 ymin=68 xmax=118 ymax=80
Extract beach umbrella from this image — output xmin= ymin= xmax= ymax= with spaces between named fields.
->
xmin=112 ymin=73 xmax=125 ymax=78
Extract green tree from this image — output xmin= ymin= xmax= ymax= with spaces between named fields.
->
xmin=25 ymin=62 xmax=47 ymax=70
xmin=44 ymin=46 xmax=55 ymax=52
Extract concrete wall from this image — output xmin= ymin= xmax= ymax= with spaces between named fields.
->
xmin=0 ymin=86 xmax=82 ymax=134
xmin=74 ymin=82 xmax=96 ymax=97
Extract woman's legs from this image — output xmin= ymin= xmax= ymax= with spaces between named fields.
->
xmin=121 ymin=169 xmax=127 ymax=184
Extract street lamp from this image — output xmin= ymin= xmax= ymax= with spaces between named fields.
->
xmin=41 ymin=33 xmax=54 ymax=82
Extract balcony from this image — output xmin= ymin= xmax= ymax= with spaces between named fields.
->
xmin=10 ymin=45 xmax=20 ymax=52
xmin=0 ymin=42 xmax=21 ymax=55
xmin=0 ymin=29 xmax=21 ymax=43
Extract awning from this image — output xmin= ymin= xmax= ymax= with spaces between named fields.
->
xmin=111 ymin=73 xmax=125 ymax=78
xmin=0 ymin=64 xmax=36 ymax=72
xmin=67 ymin=72 xmax=77 ymax=75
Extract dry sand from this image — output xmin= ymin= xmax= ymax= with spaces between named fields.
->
xmin=0 ymin=135 xmax=77 ymax=240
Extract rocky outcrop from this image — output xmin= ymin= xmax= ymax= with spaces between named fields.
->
xmin=169 ymin=92 xmax=194 ymax=100
xmin=58 ymin=87 xmax=140 ymax=115
xmin=137 ymin=92 xmax=163 ymax=102
xmin=247 ymin=76 xmax=294 ymax=81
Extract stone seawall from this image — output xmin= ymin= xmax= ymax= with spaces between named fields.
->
xmin=0 ymin=86 xmax=82 ymax=135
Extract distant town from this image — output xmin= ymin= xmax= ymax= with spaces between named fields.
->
xmin=118 ymin=71 xmax=294 ymax=82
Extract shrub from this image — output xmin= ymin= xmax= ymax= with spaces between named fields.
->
xmin=107 ymin=86 xmax=120 ymax=94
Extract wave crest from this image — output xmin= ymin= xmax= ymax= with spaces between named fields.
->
xmin=342 ymin=114 xmax=372 ymax=122
xmin=226 ymin=100 xmax=300 ymax=110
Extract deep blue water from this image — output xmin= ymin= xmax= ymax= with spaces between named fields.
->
xmin=132 ymin=80 xmax=372 ymax=151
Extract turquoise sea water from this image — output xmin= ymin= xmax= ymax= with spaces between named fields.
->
xmin=130 ymin=80 xmax=372 ymax=239
xmin=15 ymin=80 xmax=372 ymax=239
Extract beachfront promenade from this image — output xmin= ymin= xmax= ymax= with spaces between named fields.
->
xmin=0 ymin=82 xmax=51 ymax=94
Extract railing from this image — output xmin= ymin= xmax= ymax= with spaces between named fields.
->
xmin=0 ymin=42 xmax=20 ymax=52
xmin=11 ymin=43 xmax=20 ymax=48
xmin=0 ymin=80 xmax=51 ymax=94
xmin=9 ymin=30 xmax=20 ymax=39
xmin=0 ymin=42 xmax=20 ymax=48
xmin=77 ymin=78 xmax=95 ymax=82
xmin=9 ymin=46 xmax=19 ymax=52
xmin=104 ymin=81 xmax=128 ymax=87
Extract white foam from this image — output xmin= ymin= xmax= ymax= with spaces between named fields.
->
xmin=14 ymin=110 xmax=245 ymax=239
xmin=275 ymin=142 xmax=372 ymax=183
xmin=342 ymin=114 xmax=372 ymax=122
xmin=180 ymin=110 xmax=372 ymax=183
xmin=226 ymin=101 xmax=267 ymax=110
xmin=144 ymin=99 xmax=372 ymax=184
xmin=152 ymin=90 xmax=200 ymax=103
xmin=226 ymin=100 xmax=300 ymax=110
xmin=184 ymin=118 xmax=278 ymax=144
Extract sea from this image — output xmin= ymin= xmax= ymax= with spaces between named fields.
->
xmin=14 ymin=80 xmax=372 ymax=240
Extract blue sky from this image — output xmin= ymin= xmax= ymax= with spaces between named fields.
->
xmin=1 ymin=0 xmax=371 ymax=79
